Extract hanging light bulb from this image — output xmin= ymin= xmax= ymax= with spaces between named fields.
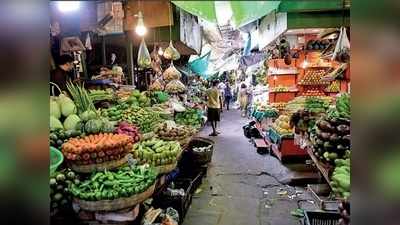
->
xmin=158 ymin=46 xmax=163 ymax=56
xmin=301 ymin=60 xmax=309 ymax=69
xmin=135 ymin=11 xmax=147 ymax=36
xmin=273 ymin=75 xmax=277 ymax=80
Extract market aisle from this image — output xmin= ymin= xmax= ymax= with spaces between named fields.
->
xmin=183 ymin=109 xmax=300 ymax=225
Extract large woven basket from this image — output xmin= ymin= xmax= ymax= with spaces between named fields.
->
xmin=69 ymin=156 xmax=128 ymax=173
xmin=189 ymin=137 xmax=214 ymax=165
xmin=154 ymin=162 xmax=177 ymax=174
xmin=74 ymin=183 xmax=156 ymax=211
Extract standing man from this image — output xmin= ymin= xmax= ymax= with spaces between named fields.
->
xmin=50 ymin=54 xmax=75 ymax=95
xmin=206 ymin=80 xmax=223 ymax=136
xmin=224 ymin=82 xmax=232 ymax=111
xmin=217 ymin=80 xmax=226 ymax=111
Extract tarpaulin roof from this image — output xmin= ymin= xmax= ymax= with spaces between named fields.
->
xmin=230 ymin=1 xmax=281 ymax=28
xmin=171 ymin=1 xmax=217 ymax=23
xmin=172 ymin=1 xmax=280 ymax=28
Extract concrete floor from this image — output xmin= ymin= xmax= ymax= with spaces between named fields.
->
xmin=182 ymin=109 xmax=308 ymax=225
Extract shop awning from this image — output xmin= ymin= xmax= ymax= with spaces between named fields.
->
xmin=171 ymin=1 xmax=217 ymax=23
xmin=230 ymin=1 xmax=281 ymax=28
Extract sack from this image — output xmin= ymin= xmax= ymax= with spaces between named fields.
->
xmin=332 ymin=27 xmax=350 ymax=63
xmin=137 ymin=38 xmax=151 ymax=68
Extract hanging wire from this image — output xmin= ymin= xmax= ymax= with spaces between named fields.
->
xmin=168 ymin=2 xmax=172 ymax=41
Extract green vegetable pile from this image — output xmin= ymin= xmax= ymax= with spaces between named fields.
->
xmin=88 ymin=89 xmax=114 ymax=102
xmin=175 ymin=109 xmax=202 ymax=128
xmin=102 ymin=105 xmax=161 ymax=133
xmin=331 ymin=158 xmax=350 ymax=199
xmin=335 ymin=93 xmax=350 ymax=119
xmin=285 ymin=96 xmax=332 ymax=114
xmin=70 ymin=166 xmax=157 ymax=201
xmin=125 ymin=90 xmax=151 ymax=107
xmin=132 ymin=138 xmax=182 ymax=166
xmin=50 ymin=169 xmax=80 ymax=211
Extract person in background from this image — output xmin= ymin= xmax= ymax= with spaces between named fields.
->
xmin=224 ymin=82 xmax=232 ymax=111
xmin=239 ymin=83 xmax=249 ymax=117
xmin=206 ymin=80 xmax=222 ymax=136
xmin=217 ymin=80 xmax=226 ymax=111
xmin=246 ymin=85 xmax=254 ymax=119
xmin=50 ymin=54 xmax=75 ymax=95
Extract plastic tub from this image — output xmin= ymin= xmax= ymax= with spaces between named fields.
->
xmin=50 ymin=147 xmax=63 ymax=175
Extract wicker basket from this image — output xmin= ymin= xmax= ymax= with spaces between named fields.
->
xmin=69 ymin=156 xmax=128 ymax=173
xmin=154 ymin=162 xmax=177 ymax=174
xmin=74 ymin=183 xmax=156 ymax=211
xmin=189 ymin=137 xmax=214 ymax=165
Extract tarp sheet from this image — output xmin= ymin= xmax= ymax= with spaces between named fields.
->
xmin=180 ymin=9 xmax=202 ymax=54
xmin=230 ymin=1 xmax=281 ymax=28
xmin=171 ymin=1 xmax=217 ymax=23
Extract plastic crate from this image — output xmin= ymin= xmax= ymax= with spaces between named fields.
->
xmin=303 ymin=211 xmax=341 ymax=225
xmin=152 ymin=178 xmax=193 ymax=224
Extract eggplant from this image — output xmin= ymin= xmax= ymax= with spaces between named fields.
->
xmin=317 ymin=120 xmax=333 ymax=132
xmin=337 ymin=124 xmax=350 ymax=135
xmin=316 ymin=138 xmax=324 ymax=147
xmin=329 ymin=133 xmax=340 ymax=143
xmin=319 ymin=132 xmax=331 ymax=141
xmin=323 ymin=141 xmax=334 ymax=151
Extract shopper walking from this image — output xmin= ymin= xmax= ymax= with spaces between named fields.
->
xmin=224 ymin=82 xmax=232 ymax=111
xmin=206 ymin=80 xmax=223 ymax=136
xmin=217 ymin=81 xmax=226 ymax=111
xmin=239 ymin=83 xmax=249 ymax=117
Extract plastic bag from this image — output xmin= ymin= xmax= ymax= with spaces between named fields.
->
xmin=332 ymin=27 xmax=350 ymax=63
xmin=138 ymin=38 xmax=152 ymax=69
xmin=165 ymin=80 xmax=186 ymax=94
xmin=163 ymin=63 xmax=181 ymax=82
xmin=149 ymin=79 xmax=165 ymax=91
xmin=151 ymin=45 xmax=162 ymax=64
xmin=163 ymin=41 xmax=180 ymax=61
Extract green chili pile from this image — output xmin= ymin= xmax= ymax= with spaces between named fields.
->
xmin=70 ymin=166 xmax=157 ymax=201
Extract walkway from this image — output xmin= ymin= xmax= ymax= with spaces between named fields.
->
xmin=183 ymin=109 xmax=302 ymax=225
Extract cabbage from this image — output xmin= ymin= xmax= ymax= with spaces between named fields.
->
xmin=61 ymin=99 xmax=77 ymax=117
xmin=50 ymin=116 xmax=64 ymax=131
xmin=50 ymin=99 xmax=61 ymax=119
xmin=63 ymin=114 xmax=81 ymax=131
xmin=80 ymin=110 xmax=97 ymax=122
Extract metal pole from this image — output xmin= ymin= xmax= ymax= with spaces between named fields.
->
xmin=126 ymin=38 xmax=134 ymax=85
xmin=102 ymin=36 xmax=106 ymax=65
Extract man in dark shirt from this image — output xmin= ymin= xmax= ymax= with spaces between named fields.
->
xmin=50 ymin=54 xmax=75 ymax=95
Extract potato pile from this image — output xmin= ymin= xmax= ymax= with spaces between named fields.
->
xmin=154 ymin=122 xmax=193 ymax=143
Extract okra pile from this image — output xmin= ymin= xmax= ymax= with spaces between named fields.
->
xmin=70 ymin=166 xmax=157 ymax=201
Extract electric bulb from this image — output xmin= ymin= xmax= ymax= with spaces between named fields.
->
xmin=301 ymin=60 xmax=309 ymax=69
xmin=273 ymin=75 xmax=277 ymax=80
xmin=135 ymin=25 xmax=147 ymax=36
xmin=135 ymin=11 xmax=147 ymax=36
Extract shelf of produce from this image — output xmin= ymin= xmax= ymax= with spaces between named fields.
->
xmin=269 ymin=91 xmax=298 ymax=103
xmin=307 ymin=147 xmax=333 ymax=188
